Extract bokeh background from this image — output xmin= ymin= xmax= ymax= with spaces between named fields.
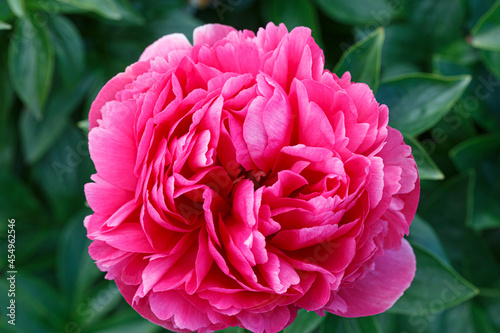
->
xmin=1 ymin=0 xmax=500 ymax=332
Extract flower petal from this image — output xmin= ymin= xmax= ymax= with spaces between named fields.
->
xmin=139 ymin=33 xmax=192 ymax=62
xmin=327 ymin=239 xmax=416 ymax=317
xmin=193 ymin=24 xmax=237 ymax=46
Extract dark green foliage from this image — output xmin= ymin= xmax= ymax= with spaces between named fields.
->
xmin=0 ymin=0 xmax=499 ymax=332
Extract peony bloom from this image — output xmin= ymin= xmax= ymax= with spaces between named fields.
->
xmin=85 ymin=23 xmax=419 ymax=333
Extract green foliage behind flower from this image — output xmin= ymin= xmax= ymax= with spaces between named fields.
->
xmin=0 ymin=0 xmax=499 ymax=332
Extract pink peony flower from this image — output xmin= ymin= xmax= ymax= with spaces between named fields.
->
xmin=85 ymin=23 xmax=419 ymax=333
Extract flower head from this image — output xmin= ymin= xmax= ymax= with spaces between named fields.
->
xmin=85 ymin=23 xmax=419 ymax=333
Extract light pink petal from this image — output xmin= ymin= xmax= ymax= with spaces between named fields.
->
xmin=89 ymin=100 xmax=137 ymax=191
xmin=237 ymin=305 xmax=295 ymax=333
xmin=139 ymin=33 xmax=192 ymax=62
xmin=378 ymin=127 xmax=418 ymax=194
xmin=193 ymin=24 xmax=237 ymax=46
xmin=149 ymin=291 xmax=212 ymax=331
xmin=94 ymin=223 xmax=155 ymax=253
xmin=327 ymin=239 xmax=416 ymax=317
xmin=291 ymin=79 xmax=335 ymax=150
xmin=85 ymin=174 xmax=134 ymax=215
xmin=89 ymin=61 xmax=150 ymax=129
xmin=243 ymin=75 xmax=292 ymax=171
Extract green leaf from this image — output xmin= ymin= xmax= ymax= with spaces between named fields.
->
xmin=420 ymin=173 xmax=500 ymax=288
xmin=47 ymin=15 xmax=85 ymax=86
xmin=25 ymin=0 xmax=94 ymax=14
xmin=85 ymin=307 xmax=162 ymax=333
xmin=0 ymin=169 xmax=45 ymax=221
xmin=340 ymin=316 xmax=382 ymax=333
xmin=32 ymin=126 xmax=94 ymax=222
xmin=390 ymin=243 xmax=478 ymax=316
xmin=8 ymin=16 xmax=55 ymax=119
xmin=450 ymin=134 xmax=500 ymax=230
xmin=320 ymin=314 xmax=382 ymax=333
xmin=376 ymin=73 xmax=471 ymax=136
xmin=6 ymin=0 xmax=24 ymax=17
xmin=483 ymin=296 xmax=500 ymax=331
xmin=434 ymin=39 xmax=479 ymax=66
xmin=0 ymin=20 xmax=11 ymax=30
xmin=58 ymin=0 xmax=143 ymax=23
xmin=0 ymin=32 xmax=14 ymax=128
xmin=314 ymin=0 xmax=392 ymax=26
xmin=57 ymin=209 xmax=96 ymax=309
xmin=262 ymin=0 xmax=321 ymax=43
xmin=14 ymin=274 xmax=66 ymax=328
xmin=471 ymin=0 xmax=500 ymax=51
xmin=334 ymin=27 xmax=384 ymax=90
xmin=76 ymin=283 xmax=128 ymax=330
xmin=408 ymin=215 xmax=450 ymax=264
xmin=471 ymin=302 xmax=497 ymax=333
xmin=286 ymin=309 xmax=325 ymax=333
xmin=0 ymin=1 xmax=14 ymax=21
xmin=19 ymin=73 xmax=91 ymax=164
xmin=432 ymin=54 xmax=472 ymax=77
xmin=404 ymin=135 xmax=444 ymax=180
xmin=450 ymin=133 xmax=500 ymax=171
xmin=0 ymin=93 xmax=16 ymax=168
xmin=409 ymin=0 xmax=466 ymax=50
xmin=480 ymin=49 xmax=500 ymax=81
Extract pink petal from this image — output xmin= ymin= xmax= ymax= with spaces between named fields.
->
xmin=237 ymin=306 xmax=295 ymax=333
xmin=243 ymin=74 xmax=292 ymax=171
xmin=327 ymin=239 xmax=416 ymax=317
xmin=89 ymin=61 xmax=150 ymax=130
xmin=139 ymin=33 xmax=192 ymax=62
xmin=94 ymin=223 xmax=155 ymax=253
xmin=149 ymin=291 xmax=212 ymax=331
xmin=89 ymin=100 xmax=138 ymax=191
xmin=193 ymin=24 xmax=237 ymax=46
xmin=85 ymin=174 xmax=134 ymax=215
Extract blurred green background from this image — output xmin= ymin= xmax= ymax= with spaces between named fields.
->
xmin=1 ymin=0 xmax=500 ymax=332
